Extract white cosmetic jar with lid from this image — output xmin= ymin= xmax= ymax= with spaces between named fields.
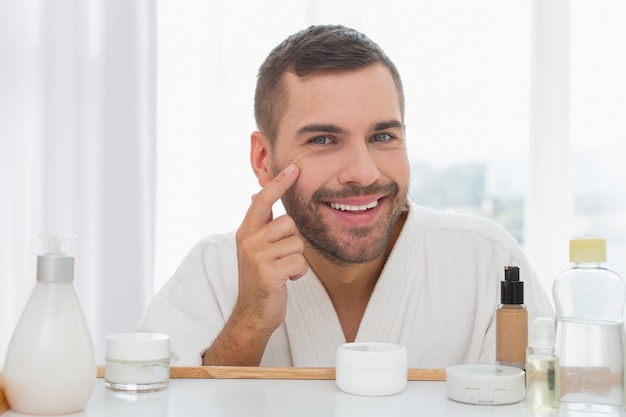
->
xmin=335 ymin=342 xmax=408 ymax=396
xmin=445 ymin=364 xmax=525 ymax=405
xmin=105 ymin=332 xmax=170 ymax=392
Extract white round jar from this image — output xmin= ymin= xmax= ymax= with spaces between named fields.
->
xmin=105 ymin=332 xmax=170 ymax=392
xmin=445 ymin=364 xmax=525 ymax=405
xmin=335 ymin=342 xmax=408 ymax=396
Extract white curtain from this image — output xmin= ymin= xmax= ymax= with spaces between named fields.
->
xmin=0 ymin=0 xmax=155 ymax=362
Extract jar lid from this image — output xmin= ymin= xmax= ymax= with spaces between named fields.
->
xmin=336 ymin=342 xmax=407 ymax=369
xmin=106 ymin=332 xmax=170 ymax=361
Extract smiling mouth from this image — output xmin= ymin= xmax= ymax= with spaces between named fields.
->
xmin=329 ymin=199 xmax=380 ymax=212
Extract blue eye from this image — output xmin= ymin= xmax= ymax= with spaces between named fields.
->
xmin=310 ymin=136 xmax=332 ymax=145
xmin=372 ymin=133 xmax=392 ymax=143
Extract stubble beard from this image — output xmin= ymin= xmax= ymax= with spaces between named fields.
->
xmin=280 ymin=179 xmax=407 ymax=266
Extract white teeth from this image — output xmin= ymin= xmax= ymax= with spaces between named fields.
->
xmin=330 ymin=200 xmax=379 ymax=212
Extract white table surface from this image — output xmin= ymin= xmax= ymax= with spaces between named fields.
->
xmin=5 ymin=378 xmax=626 ymax=417
xmin=4 ymin=378 xmax=526 ymax=417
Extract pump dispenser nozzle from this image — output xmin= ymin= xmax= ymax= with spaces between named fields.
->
xmin=501 ymin=266 xmax=524 ymax=304
xmin=40 ymin=233 xmax=77 ymax=255
xmin=37 ymin=233 xmax=77 ymax=283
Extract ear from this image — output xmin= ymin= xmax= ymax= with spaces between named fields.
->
xmin=250 ymin=131 xmax=273 ymax=187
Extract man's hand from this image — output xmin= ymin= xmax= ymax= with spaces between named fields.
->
xmin=202 ymin=163 xmax=308 ymax=365
xmin=236 ymin=163 xmax=308 ymax=330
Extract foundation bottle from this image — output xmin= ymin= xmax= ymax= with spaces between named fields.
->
xmin=496 ymin=266 xmax=528 ymax=370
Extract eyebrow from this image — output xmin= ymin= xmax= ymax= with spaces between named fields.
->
xmin=373 ymin=120 xmax=404 ymax=131
xmin=296 ymin=123 xmax=347 ymax=136
xmin=296 ymin=120 xmax=404 ymax=136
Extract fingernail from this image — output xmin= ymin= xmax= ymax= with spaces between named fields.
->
xmin=284 ymin=163 xmax=297 ymax=175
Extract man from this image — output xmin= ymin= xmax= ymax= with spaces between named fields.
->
xmin=137 ymin=25 xmax=553 ymax=368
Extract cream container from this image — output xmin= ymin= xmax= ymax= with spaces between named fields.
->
xmin=445 ymin=364 xmax=525 ymax=405
xmin=335 ymin=342 xmax=408 ymax=396
xmin=105 ymin=332 xmax=170 ymax=392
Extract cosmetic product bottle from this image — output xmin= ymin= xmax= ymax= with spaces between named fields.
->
xmin=3 ymin=233 xmax=96 ymax=415
xmin=496 ymin=266 xmax=528 ymax=370
xmin=553 ymin=238 xmax=626 ymax=413
xmin=526 ymin=317 xmax=560 ymax=412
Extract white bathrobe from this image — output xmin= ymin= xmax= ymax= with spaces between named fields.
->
xmin=136 ymin=200 xmax=554 ymax=367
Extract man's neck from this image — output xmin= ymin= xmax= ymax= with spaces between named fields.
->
xmin=303 ymin=209 xmax=408 ymax=342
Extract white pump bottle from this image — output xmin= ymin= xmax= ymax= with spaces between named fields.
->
xmin=3 ymin=234 xmax=96 ymax=415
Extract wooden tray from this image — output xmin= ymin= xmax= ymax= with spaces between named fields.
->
xmin=96 ymin=365 xmax=445 ymax=380
xmin=0 ymin=386 xmax=8 ymax=415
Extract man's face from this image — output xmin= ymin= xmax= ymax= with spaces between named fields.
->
xmin=270 ymin=63 xmax=410 ymax=265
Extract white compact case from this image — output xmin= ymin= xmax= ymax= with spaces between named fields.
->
xmin=445 ymin=364 xmax=525 ymax=405
xmin=335 ymin=342 xmax=408 ymax=396
xmin=105 ymin=332 xmax=170 ymax=392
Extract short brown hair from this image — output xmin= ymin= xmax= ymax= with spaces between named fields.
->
xmin=254 ymin=25 xmax=405 ymax=145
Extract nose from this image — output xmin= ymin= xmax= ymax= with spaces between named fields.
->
xmin=336 ymin=142 xmax=381 ymax=186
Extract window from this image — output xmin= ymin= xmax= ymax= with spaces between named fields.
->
xmin=155 ymin=0 xmax=626 ymax=298
xmin=570 ymin=0 xmax=626 ymax=277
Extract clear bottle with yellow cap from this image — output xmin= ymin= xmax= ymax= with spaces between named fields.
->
xmin=553 ymin=238 xmax=626 ymax=413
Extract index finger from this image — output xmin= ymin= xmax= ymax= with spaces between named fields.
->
xmin=243 ymin=163 xmax=300 ymax=231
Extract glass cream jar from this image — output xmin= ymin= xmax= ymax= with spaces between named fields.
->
xmin=105 ymin=332 xmax=170 ymax=392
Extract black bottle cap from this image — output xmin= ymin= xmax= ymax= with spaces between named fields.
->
xmin=501 ymin=266 xmax=524 ymax=304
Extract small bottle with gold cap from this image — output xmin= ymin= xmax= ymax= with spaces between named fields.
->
xmin=553 ymin=238 xmax=626 ymax=413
